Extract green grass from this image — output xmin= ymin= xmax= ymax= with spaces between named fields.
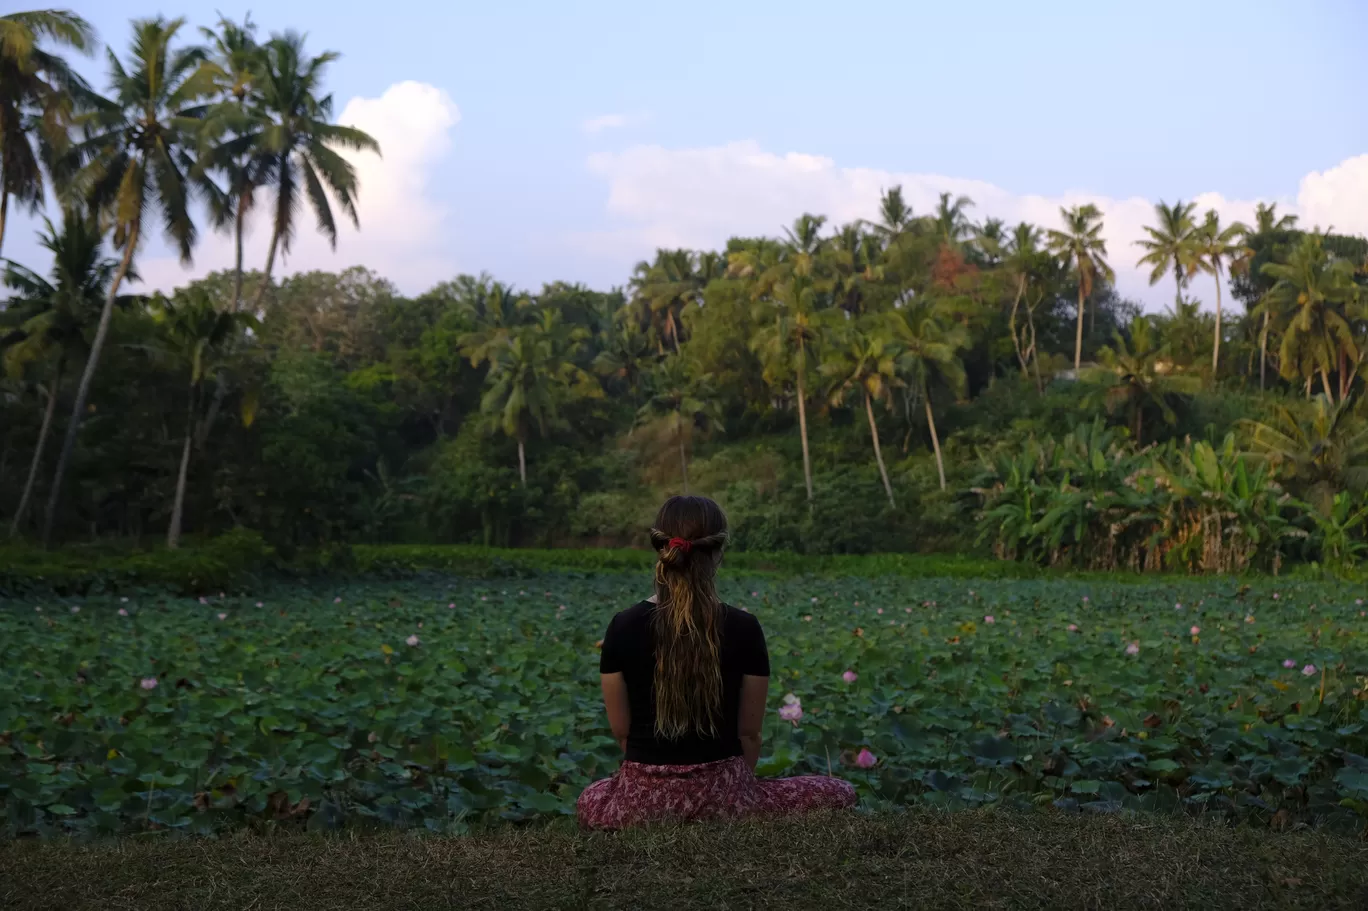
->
xmin=4 ymin=810 xmax=1368 ymax=910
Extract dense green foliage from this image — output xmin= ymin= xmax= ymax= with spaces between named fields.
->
xmin=5 ymin=571 xmax=1368 ymax=836
xmin=7 ymin=13 xmax=1368 ymax=568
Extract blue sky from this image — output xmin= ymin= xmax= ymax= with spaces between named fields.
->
xmin=9 ymin=0 xmax=1368 ymax=307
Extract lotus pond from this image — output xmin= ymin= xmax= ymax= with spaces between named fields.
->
xmin=6 ymin=572 xmax=1368 ymax=836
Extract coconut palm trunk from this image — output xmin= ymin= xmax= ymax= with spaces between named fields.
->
xmin=795 ymin=348 xmax=813 ymax=503
xmin=0 ymin=188 xmax=8 ymax=261
xmin=517 ymin=437 xmax=526 ymax=486
xmin=167 ymin=393 xmax=196 ymax=548
xmin=1073 ymin=285 xmax=1086 ymax=370
xmin=252 ymin=226 xmax=279 ymax=312
xmin=924 ymin=388 xmax=946 ymax=491
xmin=231 ymin=199 xmax=246 ymax=311
xmin=1211 ymin=273 xmax=1223 ymax=374
xmin=864 ymin=392 xmax=895 ymax=508
xmin=677 ymin=412 xmax=690 ymax=495
xmin=9 ymin=356 xmax=63 ymax=537
xmin=1259 ymin=311 xmax=1269 ymax=390
xmin=42 ymin=224 xmax=139 ymax=546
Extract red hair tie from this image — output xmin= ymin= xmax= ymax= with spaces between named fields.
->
xmin=667 ymin=537 xmax=693 ymax=553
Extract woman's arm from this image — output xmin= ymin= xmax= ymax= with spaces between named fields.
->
xmin=738 ymin=674 xmax=769 ymax=772
xmin=600 ymin=672 xmax=631 ymax=753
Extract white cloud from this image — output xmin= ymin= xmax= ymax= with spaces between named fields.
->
xmin=578 ymin=140 xmax=1368 ymax=310
xmin=132 ymin=81 xmax=461 ymax=295
xmin=582 ymin=113 xmax=629 ymax=134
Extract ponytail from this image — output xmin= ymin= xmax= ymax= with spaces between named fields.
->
xmin=648 ymin=496 xmax=729 ymax=739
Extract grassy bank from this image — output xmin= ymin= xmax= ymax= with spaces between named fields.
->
xmin=4 ymin=810 xmax=1367 ymax=910
xmin=0 ymin=536 xmax=1041 ymax=596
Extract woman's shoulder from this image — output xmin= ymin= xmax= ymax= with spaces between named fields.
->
xmin=609 ymin=600 xmax=655 ymax=625
xmin=722 ymin=603 xmax=764 ymax=630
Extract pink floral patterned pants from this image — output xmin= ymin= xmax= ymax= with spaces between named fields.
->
xmin=577 ymin=755 xmax=857 ymax=829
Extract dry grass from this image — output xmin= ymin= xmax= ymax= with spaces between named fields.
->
xmin=4 ymin=809 xmax=1368 ymax=910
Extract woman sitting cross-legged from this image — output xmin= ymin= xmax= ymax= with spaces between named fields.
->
xmin=577 ymin=495 xmax=856 ymax=829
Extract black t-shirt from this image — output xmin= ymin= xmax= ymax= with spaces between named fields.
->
xmin=599 ymin=599 xmax=770 ymax=765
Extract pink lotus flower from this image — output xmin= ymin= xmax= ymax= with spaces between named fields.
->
xmin=334 ymin=597 xmax=342 ymax=604
xmin=1082 ymin=596 xmax=1090 ymax=603
xmin=1358 ymin=599 xmax=1365 ymax=606
xmin=448 ymin=603 xmax=455 ymax=609
xmin=1125 ymin=642 xmax=1140 ymax=656
xmin=558 ymin=605 xmax=566 ymax=611
xmin=803 ymin=615 xmax=812 ymax=622
xmin=778 ymin=702 xmax=803 ymax=723
xmin=256 ymin=601 xmax=264 ymax=607
xmin=1067 ymin=624 xmax=1078 ymax=632
xmin=905 ymin=607 xmax=912 ymax=613
xmin=70 ymin=606 xmax=79 ymax=614
xmin=118 ymin=608 xmax=129 ymax=617
xmin=811 ymin=597 xmax=819 ymax=603
xmin=751 ymin=591 xmax=759 ymax=598
xmin=984 ymin=615 xmax=995 ymax=624
xmin=968 ymin=590 xmax=976 ymax=597
xmin=1272 ymin=593 xmax=1280 ymax=600
xmin=876 ymin=608 xmax=883 ymax=615
xmin=1175 ymin=603 xmax=1183 ymax=610
xmin=33 ymin=607 xmax=41 ymax=613
xmin=1283 ymin=659 xmax=1296 ymax=668
xmin=406 ymin=635 xmax=420 ymax=647
xmin=199 ymin=597 xmax=208 ymax=605
xmin=139 ymin=677 xmax=158 ymax=690
xmin=217 ymin=612 xmax=228 ymax=620
xmin=855 ymin=748 xmax=877 ymax=769
xmin=1190 ymin=626 xmax=1201 ymax=635
xmin=842 ymin=670 xmax=858 ymax=683
xmin=481 ymin=596 xmax=488 ymax=602
xmin=1302 ymin=664 xmax=1317 ymax=676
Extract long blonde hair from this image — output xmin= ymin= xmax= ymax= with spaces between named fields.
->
xmin=649 ymin=495 xmax=729 ymax=740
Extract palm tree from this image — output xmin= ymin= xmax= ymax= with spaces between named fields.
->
xmin=196 ymin=14 xmax=267 ymax=312
xmin=458 ymin=279 xmax=537 ymax=366
xmin=1243 ymin=395 xmax=1368 ymax=516
xmin=1239 ymin=203 xmax=1301 ymax=388
xmin=1260 ymin=234 xmax=1359 ymax=403
xmin=1088 ymin=315 xmax=1200 ymax=443
xmin=479 ymin=312 xmax=600 ymax=485
xmin=636 ymin=356 xmax=724 ymax=494
xmin=1 ymin=210 xmax=124 ymax=536
xmin=751 ymin=276 xmax=825 ymax=503
xmin=1189 ymin=209 xmax=1250 ymax=374
xmin=973 ymin=217 xmax=1008 ymax=266
xmin=1135 ymin=200 xmax=1198 ymax=304
xmin=821 ymin=322 xmax=901 ymax=506
xmin=886 ymin=302 xmax=968 ymax=490
xmin=780 ymin=213 xmax=828 ymax=277
xmin=0 ymin=9 xmax=94 ymax=257
xmin=42 ymin=16 xmax=213 ymax=546
xmin=873 ymin=185 xmax=914 ymax=239
xmin=150 ymin=288 xmax=258 ymax=548
xmin=932 ymin=192 xmax=974 ymax=247
xmin=1047 ymin=204 xmax=1114 ymax=370
xmin=250 ymin=31 xmax=380 ymax=310
xmin=629 ymin=249 xmax=707 ymax=353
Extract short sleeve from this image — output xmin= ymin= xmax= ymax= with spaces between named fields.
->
xmin=740 ymin=614 xmax=770 ymax=677
xmin=599 ymin=613 xmax=624 ymax=674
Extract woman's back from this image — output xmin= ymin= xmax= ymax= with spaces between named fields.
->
xmin=600 ymin=600 xmax=769 ymax=764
